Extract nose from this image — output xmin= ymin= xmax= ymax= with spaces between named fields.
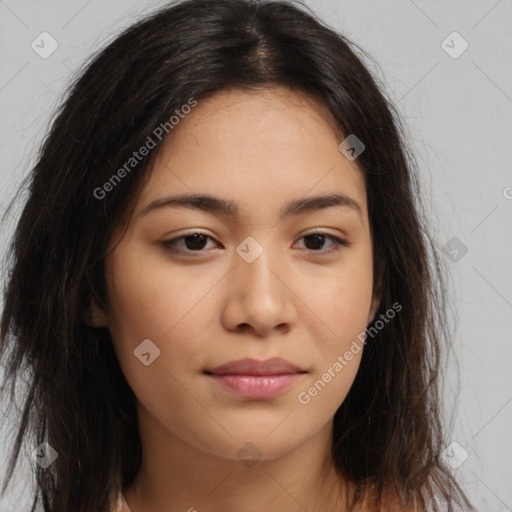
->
xmin=221 ymin=245 xmax=297 ymax=337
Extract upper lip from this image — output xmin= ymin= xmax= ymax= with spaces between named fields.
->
xmin=205 ymin=357 xmax=306 ymax=376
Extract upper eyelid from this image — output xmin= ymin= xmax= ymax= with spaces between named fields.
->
xmin=164 ymin=230 xmax=347 ymax=242
xmin=162 ymin=231 xmax=349 ymax=252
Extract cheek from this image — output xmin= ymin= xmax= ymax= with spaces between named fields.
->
xmin=104 ymin=250 xmax=205 ymax=420
xmin=304 ymin=247 xmax=374 ymax=344
xmin=107 ymin=244 xmax=179 ymax=333
xmin=333 ymin=270 xmax=373 ymax=339
xmin=296 ymin=246 xmax=373 ymax=409
xmin=105 ymin=246 xmax=214 ymax=373
xmin=298 ymin=352 xmax=362 ymax=414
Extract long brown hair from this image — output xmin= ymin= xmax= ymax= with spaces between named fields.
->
xmin=0 ymin=1 xmax=474 ymax=510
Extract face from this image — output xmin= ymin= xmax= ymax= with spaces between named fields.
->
xmin=92 ymin=87 xmax=379 ymax=462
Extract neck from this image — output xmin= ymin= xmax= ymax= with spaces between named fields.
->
xmin=123 ymin=411 xmax=351 ymax=512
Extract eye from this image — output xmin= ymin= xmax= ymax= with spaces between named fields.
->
xmin=161 ymin=231 xmax=349 ymax=255
xmin=295 ymin=232 xmax=349 ymax=253
xmin=161 ymin=232 xmax=216 ymax=254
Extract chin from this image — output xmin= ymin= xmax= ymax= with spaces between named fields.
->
xmin=194 ymin=431 xmax=305 ymax=462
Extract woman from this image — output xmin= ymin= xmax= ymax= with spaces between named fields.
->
xmin=0 ymin=0 xmax=475 ymax=511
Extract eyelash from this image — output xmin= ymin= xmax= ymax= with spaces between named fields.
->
xmin=161 ymin=231 xmax=349 ymax=256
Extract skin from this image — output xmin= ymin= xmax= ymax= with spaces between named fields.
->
xmin=91 ymin=87 xmax=384 ymax=512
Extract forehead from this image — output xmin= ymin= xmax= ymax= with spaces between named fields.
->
xmin=165 ymin=87 xmax=343 ymax=154
xmin=135 ymin=87 xmax=368 ymax=223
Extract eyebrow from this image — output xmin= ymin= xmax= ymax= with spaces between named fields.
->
xmin=139 ymin=192 xmax=363 ymax=222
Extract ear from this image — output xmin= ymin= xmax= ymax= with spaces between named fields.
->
xmin=84 ymin=297 xmax=109 ymax=328
xmin=367 ymin=294 xmax=380 ymax=325
xmin=368 ymin=253 xmax=384 ymax=324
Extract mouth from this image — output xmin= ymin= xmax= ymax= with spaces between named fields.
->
xmin=204 ymin=357 xmax=307 ymax=399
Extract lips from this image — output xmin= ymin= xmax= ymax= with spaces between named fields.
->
xmin=205 ymin=357 xmax=306 ymax=376
xmin=204 ymin=357 xmax=307 ymax=399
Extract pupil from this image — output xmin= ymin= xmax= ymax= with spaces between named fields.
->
xmin=185 ymin=234 xmax=207 ymax=250
xmin=304 ymin=234 xmax=325 ymax=250
xmin=183 ymin=234 xmax=326 ymax=251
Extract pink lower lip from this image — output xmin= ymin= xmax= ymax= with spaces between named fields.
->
xmin=208 ymin=373 xmax=303 ymax=399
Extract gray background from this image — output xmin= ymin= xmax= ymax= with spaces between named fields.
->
xmin=0 ymin=0 xmax=511 ymax=510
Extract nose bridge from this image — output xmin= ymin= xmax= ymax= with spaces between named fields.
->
xmin=235 ymin=235 xmax=281 ymax=295
xmin=226 ymin=235 xmax=295 ymax=334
